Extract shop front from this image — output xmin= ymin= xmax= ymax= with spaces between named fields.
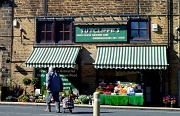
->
xmin=93 ymin=45 xmax=168 ymax=106
xmin=25 ymin=46 xmax=81 ymax=94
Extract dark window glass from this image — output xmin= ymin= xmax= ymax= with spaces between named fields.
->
xmin=40 ymin=34 xmax=45 ymax=42
xmin=60 ymin=33 xmax=63 ymax=41
xmin=65 ymin=32 xmax=70 ymax=40
xmin=65 ymin=23 xmax=70 ymax=31
xmin=46 ymin=23 xmax=52 ymax=31
xmin=57 ymin=33 xmax=63 ymax=41
xmin=40 ymin=24 xmax=45 ymax=30
xmin=59 ymin=23 xmax=63 ymax=31
xmin=46 ymin=33 xmax=52 ymax=40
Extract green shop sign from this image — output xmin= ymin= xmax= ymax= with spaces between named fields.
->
xmin=56 ymin=69 xmax=79 ymax=91
xmin=61 ymin=75 xmax=75 ymax=90
xmin=35 ymin=68 xmax=79 ymax=94
xmin=75 ymin=25 xmax=127 ymax=42
xmin=39 ymin=69 xmax=47 ymax=87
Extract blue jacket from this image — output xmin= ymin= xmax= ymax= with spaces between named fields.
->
xmin=46 ymin=71 xmax=63 ymax=93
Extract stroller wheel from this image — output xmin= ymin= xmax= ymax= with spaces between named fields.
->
xmin=69 ymin=109 xmax=72 ymax=113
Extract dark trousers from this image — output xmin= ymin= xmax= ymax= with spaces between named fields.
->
xmin=46 ymin=92 xmax=60 ymax=111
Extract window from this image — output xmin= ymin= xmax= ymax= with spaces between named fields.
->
xmin=128 ymin=18 xmax=150 ymax=42
xmin=56 ymin=21 xmax=72 ymax=42
xmin=36 ymin=19 xmax=73 ymax=44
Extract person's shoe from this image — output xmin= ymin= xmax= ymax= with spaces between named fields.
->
xmin=55 ymin=110 xmax=60 ymax=113
xmin=45 ymin=109 xmax=51 ymax=112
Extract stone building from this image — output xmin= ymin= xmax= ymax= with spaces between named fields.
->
xmin=0 ymin=1 xmax=13 ymax=101
xmin=0 ymin=0 xmax=180 ymax=106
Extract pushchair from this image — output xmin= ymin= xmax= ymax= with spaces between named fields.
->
xmin=62 ymin=96 xmax=74 ymax=113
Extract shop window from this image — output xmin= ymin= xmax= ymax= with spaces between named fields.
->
xmin=128 ymin=18 xmax=150 ymax=42
xmin=36 ymin=19 xmax=73 ymax=44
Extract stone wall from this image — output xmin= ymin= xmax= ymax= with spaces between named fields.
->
xmin=0 ymin=5 xmax=12 ymax=86
xmin=10 ymin=0 xmax=180 ymax=95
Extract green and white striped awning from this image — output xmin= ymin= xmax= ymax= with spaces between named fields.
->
xmin=94 ymin=46 xmax=168 ymax=69
xmin=25 ymin=46 xmax=81 ymax=68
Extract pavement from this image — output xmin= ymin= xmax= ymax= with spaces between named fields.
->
xmin=0 ymin=101 xmax=180 ymax=111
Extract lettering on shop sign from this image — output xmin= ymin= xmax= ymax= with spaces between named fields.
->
xmin=57 ymin=69 xmax=78 ymax=91
xmin=60 ymin=69 xmax=75 ymax=73
xmin=59 ymin=69 xmax=77 ymax=78
xmin=79 ymin=28 xmax=120 ymax=34
xmin=75 ymin=25 xmax=127 ymax=42
xmin=36 ymin=74 xmax=46 ymax=78
xmin=35 ymin=69 xmax=47 ymax=87
xmin=61 ymin=75 xmax=75 ymax=90
xmin=63 ymin=87 xmax=71 ymax=90
xmin=39 ymin=70 xmax=46 ymax=73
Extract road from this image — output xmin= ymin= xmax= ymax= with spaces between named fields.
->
xmin=0 ymin=104 xmax=180 ymax=116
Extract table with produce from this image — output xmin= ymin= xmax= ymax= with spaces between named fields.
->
xmin=96 ymin=82 xmax=144 ymax=106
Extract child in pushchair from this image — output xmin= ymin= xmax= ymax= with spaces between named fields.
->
xmin=60 ymin=94 xmax=74 ymax=113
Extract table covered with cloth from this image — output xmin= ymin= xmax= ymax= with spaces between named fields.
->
xmin=100 ymin=94 xmax=144 ymax=106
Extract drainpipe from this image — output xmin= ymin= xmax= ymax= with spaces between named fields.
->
xmin=167 ymin=0 xmax=170 ymax=96
xmin=165 ymin=0 xmax=170 ymax=96
xmin=44 ymin=0 xmax=48 ymax=16
xmin=167 ymin=0 xmax=174 ymax=96
xmin=136 ymin=0 xmax=139 ymax=15
xmin=178 ymin=0 xmax=180 ymax=59
xmin=178 ymin=0 xmax=180 ymax=107
xmin=11 ymin=0 xmax=14 ymax=76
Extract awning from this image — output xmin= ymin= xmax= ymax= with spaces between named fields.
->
xmin=94 ymin=46 xmax=168 ymax=69
xmin=25 ymin=46 xmax=81 ymax=68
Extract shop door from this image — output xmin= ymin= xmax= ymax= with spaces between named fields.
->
xmin=144 ymin=70 xmax=161 ymax=105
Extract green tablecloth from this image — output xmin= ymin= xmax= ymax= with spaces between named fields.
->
xmin=100 ymin=94 xmax=105 ymax=105
xmin=128 ymin=95 xmax=144 ymax=105
xmin=110 ymin=95 xmax=129 ymax=105
xmin=100 ymin=94 xmax=111 ymax=105
xmin=100 ymin=94 xmax=144 ymax=106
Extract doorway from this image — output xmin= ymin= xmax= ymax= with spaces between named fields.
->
xmin=143 ymin=70 xmax=163 ymax=106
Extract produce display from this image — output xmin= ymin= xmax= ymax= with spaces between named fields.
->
xmin=96 ymin=81 xmax=143 ymax=95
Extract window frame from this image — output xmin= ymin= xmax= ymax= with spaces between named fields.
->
xmin=128 ymin=18 xmax=151 ymax=42
xmin=36 ymin=18 xmax=73 ymax=44
xmin=56 ymin=20 xmax=73 ymax=44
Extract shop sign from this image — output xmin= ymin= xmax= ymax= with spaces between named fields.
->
xmin=56 ymin=69 xmax=79 ymax=91
xmin=61 ymin=75 xmax=75 ymax=90
xmin=35 ymin=68 xmax=79 ymax=92
xmin=75 ymin=25 xmax=127 ymax=42
xmin=37 ymin=69 xmax=47 ymax=87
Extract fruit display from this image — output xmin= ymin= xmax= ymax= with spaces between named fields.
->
xmin=96 ymin=88 xmax=103 ymax=92
xmin=119 ymin=89 xmax=127 ymax=94
xmin=96 ymin=82 xmax=142 ymax=96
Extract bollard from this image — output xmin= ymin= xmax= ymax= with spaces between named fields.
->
xmin=93 ymin=92 xmax=100 ymax=116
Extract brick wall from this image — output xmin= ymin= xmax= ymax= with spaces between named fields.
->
xmin=11 ymin=18 xmax=35 ymax=89
xmin=0 ymin=5 xmax=12 ymax=86
xmin=10 ymin=0 xmax=180 ymax=96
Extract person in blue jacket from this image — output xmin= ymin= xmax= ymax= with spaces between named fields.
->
xmin=45 ymin=67 xmax=63 ymax=113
